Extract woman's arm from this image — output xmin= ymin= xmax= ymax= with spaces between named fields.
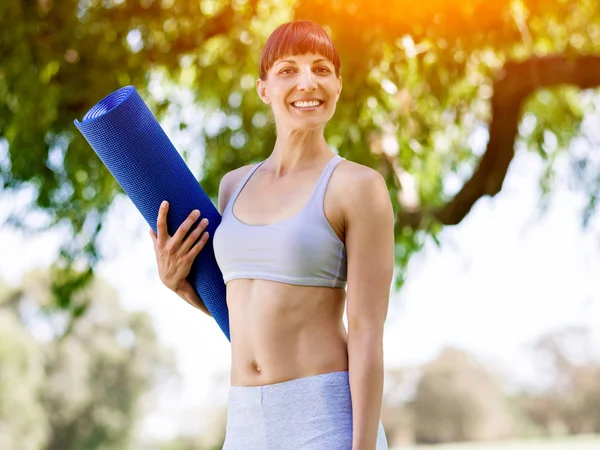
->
xmin=149 ymin=201 xmax=211 ymax=314
xmin=150 ymin=169 xmax=237 ymax=317
xmin=342 ymin=167 xmax=395 ymax=450
xmin=175 ymin=281 xmax=212 ymax=317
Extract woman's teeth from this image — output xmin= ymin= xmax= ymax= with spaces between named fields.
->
xmin=292 ymin=100 xmax=321 ymax=108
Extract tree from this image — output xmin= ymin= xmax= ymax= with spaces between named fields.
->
xmin=0 ymin=270 xmax=176 ymax=449
xmin=0 ymin=284 xmax=48 ymax=450
xmin=2 ymin=0 xmax=599 ymax=309
xmin=517 ymin=326 xmax=600 ymax=435
xmin=411 ymin=347 xmax=515 ymax=443
xmin=380 ymin=366 xmax=416 ymax=446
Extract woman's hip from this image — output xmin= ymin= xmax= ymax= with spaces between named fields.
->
xmin=222 ymin=370 xmax=388 ymax=450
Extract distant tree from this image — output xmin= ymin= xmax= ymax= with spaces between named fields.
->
xmin=159 ymin=435 xmax=224 ymax=450
xmin=151 ymin=366 xmax=230 ymax=449
xmin=411 ymin=347 xmax=515 ymax=444
xmin=0 ymin=284 xmax=48 ymax=450
xmin=518 ymin=326 xmax=600 ymax=435
xmin=0 ymin=270 xmax=176 ymax=450
xmin=156 ymin=401 xmax=228 ymax=450
xmin=380 ymin=366 xmax=416 ymax=446
xmin=2 ymin=0 xmax=600 ymax=310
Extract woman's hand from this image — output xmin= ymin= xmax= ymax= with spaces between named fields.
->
xmin=149 ymin=201 xmax=210 ymax=294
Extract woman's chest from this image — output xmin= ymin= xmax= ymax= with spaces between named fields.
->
xmin=232 ymin=175 xmax=345 ymax=242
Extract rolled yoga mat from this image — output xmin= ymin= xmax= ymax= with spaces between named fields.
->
xmin=74 ymin=86 xmax=230 ymax=341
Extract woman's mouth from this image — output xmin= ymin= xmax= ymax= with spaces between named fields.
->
xmin=291 ymin=100 xmax=323 ymax=110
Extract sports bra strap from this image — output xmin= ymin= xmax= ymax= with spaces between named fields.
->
xmin=228 ymin=160 xmax=265 ymax=211
xmin=311 ymin=155 xmax=344 ymax=203
xmin=228 ymin=155 xmax=344 ymax=213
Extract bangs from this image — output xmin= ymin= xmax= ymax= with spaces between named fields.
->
xmin=259 ymin=21 xmax=341 ymax=79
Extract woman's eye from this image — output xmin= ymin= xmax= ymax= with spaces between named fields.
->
xmin=280 ymin=68 xmax=295 ymax=74
xmin=315 ymin=67 xmax=331 ymax=73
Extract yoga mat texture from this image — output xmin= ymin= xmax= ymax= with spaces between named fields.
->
xmin=74 ymin=86 xmax=230 ymax=341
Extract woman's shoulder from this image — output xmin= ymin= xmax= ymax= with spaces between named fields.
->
xmin=332 ymin=158 xmax=386 ymax=194
xmin=217 ymin=162 xmax=261 ymax=214
xmin=336 ymin=158 xmax=380 ymax=177
xmin=331 ymin=158 xmax=390 ymax=217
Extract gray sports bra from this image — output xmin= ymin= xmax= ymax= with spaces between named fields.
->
xmin=213 ymin=155 xmax=347 ymax=288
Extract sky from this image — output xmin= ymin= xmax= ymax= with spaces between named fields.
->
xmin=1 ymin=140 xmax=600 ymax=443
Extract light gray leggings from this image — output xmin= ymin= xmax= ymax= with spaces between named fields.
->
xmin=222 ymin=370 xmax=388 ymax=449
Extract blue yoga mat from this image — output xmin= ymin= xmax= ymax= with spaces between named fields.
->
xmin=74 ymin=86 xmax=230 ymax=341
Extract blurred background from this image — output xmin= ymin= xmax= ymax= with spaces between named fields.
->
xmin=2 ymin=0 xmax=600 ymax=449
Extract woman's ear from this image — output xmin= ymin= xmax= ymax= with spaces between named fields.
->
xmin=336 ymin=76 xmax=343 ymax=101
xmin=256 ymin=78 xmax=271 ymax=105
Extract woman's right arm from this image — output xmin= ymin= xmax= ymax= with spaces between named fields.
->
xmin=149 ymin=201 xmax=212 ymax=317
xmin=174 ymin=278 xmax=212 ymax=317
xmin=149 ymin=172 xmax=236 ymax=317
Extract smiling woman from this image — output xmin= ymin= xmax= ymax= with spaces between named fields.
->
xmin=255 ymin=53 xmax=342 ymax=133
xmin=152 ymin=20 xmax=393 ymax=450
xmin=256 ymin=35 xmax=343 ymax=131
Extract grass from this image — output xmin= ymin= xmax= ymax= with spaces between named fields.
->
xmin=392 ymin=435 xmax=600 ymax=450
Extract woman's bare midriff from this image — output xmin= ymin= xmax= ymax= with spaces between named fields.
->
xmin=221 ymin=156 xmax=350 ymax=387
xmin=226 ymin=279 xmax=349 ymax=387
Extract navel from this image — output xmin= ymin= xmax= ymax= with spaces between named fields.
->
xmin=252 ymin=360 xmax=262 ymax=373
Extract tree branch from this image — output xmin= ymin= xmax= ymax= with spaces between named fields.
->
xmin=396 ymin=54 xmax=600 ymax=229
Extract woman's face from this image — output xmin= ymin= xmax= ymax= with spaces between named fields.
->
xmin=256 ymin=53 xmax=342 ymax=132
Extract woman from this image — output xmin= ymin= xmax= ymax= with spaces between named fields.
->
xmin=150 ymin=20 xmax=394 ymax=450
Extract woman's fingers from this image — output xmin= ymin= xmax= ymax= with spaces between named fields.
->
xmin=157 ymin=201 xmax=170 ymax=244
xmin=153 ymin=202 xmax=207 ymax=269
xmin=187 ymin=229 xmax=209 ymax=260
xmin=171 ymin=209 xmax=201 ymax=250
xmin=156 ymin=202 xmax=200 ymax=248
xmin=149 ymin=203 xmax=208 ymax=292
xmin=171 ymin=209 xmax=200 ymax=251
xmin=180 ymin=218 xmax=209 ymax=254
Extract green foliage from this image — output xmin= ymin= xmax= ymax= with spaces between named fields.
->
xmin=0 ymin=286 xmax=48 ymax=450
xmin=0 ymin=271 xmax=176 ymax=450
xmin=1 ymin=0 xmax=599 ymax=308
xmin=159 ymin=436 xmax=225 ymax=450
xmin=411 ymin=347 xmax=516 ymax=443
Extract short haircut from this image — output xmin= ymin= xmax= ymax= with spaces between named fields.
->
xmin=259 ymin=20 xmax=341 ymax=79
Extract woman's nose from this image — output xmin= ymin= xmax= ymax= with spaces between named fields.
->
xmin=297 ymin=68 xmax=317 ymax=91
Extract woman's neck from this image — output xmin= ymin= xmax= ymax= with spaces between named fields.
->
xmin=266 ymin=128 xmax=334 ymax=178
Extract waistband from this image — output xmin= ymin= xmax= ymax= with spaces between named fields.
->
xmin=229 ymin=370 xmax=349 ymax=400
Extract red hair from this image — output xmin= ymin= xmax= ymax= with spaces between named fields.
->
xmin=259 ymin=21 xmax=341 ymax=79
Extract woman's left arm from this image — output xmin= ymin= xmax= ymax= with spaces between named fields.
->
xmin=343 ymin=168 xmax=395 ymax=450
